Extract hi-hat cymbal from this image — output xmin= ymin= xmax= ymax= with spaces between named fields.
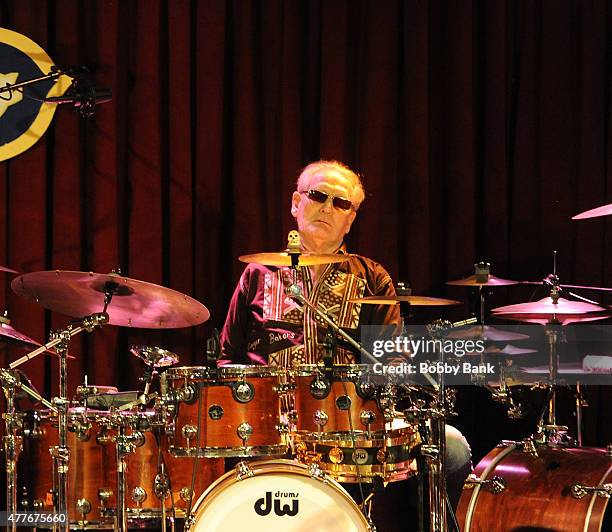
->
xmin=491 ymin=297 xmax=610 ymax=324
xmin=1 ymin=265 xmax=18 ymax=274
xmin=572 ymin=203 xmax=612 ymax=220
xmin=239 ymin=251 xmax=350 ymax=267
xmin=447 ymin=274 xmax=519 ymax=287
xmin=483 ymin=344 xmax=538 ymax=356
xmin=11 ymin=271 xmax=210 ymax=329
xmin=130 ymin=345 xmax=179 ymax=368
xmin=446 ymin=325 xmax=529 ymax=341
xmin=349 ymin=295 xmax=461 ymax=306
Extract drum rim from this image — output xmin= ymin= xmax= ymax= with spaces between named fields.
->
xmin=183 ymin=458 xmax=371 ymax=531
xmin=166 ymin=365 xmax=286 ymax=378
xmin=290 ymin=363 xmax=379 ymax=376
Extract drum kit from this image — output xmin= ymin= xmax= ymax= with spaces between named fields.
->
xmin=0 ymin=205 xmax=610 ymax=532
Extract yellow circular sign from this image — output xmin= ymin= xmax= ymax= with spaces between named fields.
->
xmin=0 ymin=28 xmax=72 ymax=161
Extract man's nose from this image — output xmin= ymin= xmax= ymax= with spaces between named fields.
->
xmin=319 ymin=197 xmax=333 ymax=213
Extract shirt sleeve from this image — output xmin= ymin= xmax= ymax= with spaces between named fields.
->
xmin=219 ymin=266 xmax=252 ymax=365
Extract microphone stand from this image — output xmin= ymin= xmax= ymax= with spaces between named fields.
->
xmin=0 ymin=68 xmax=67 ymax=98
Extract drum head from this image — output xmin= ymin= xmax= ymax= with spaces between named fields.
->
xmin=186 ymin=459 xmax=370 ymax=531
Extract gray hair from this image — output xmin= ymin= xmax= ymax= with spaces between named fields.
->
xmin=297 ymin=160 xmax=366 ymax=209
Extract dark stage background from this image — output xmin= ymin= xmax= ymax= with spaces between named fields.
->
xmin=1 ymin=0 xmax=611 ymax=463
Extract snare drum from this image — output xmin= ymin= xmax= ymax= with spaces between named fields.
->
xmin=184 ymin=459 xmax=373 ymax=531
xmin=291 ymin=365 xmax=419 ymax=482
xmin=457 ymin=443 xmax=612 ymax=531
xmin=24 ymin=408 xmax=116 ymax=528
xmin=166 ymin=366 xmax=289 ymax=457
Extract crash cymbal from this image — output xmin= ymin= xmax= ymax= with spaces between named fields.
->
xmin=1 ymin=265 xmax=18 ymax=274
xmin=491 ymin=297 xmax=610 ymax=324
xmin=0 ymin=316 xmax=75 ymax=359
xmin=447 ymin=274 xmax=519 ymax=287
xmin=130 ymin=345 xmax=179 ymax=368
xmin=11 ymin=271 xmax=210 ymax=329
xmin=447 ymin=325 xmax=529 ymax=341
xmin=572 ymin=202 xmax=612 ymax=220
xmin=239 ymin=250 xmax=350 ymax=267
xmin=349 ymin=295 xmax=461 ymax=306
xmin=0 ymin=320 xmax=42 ymax=348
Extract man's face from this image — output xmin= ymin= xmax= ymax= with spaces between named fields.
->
xmin=291 ymin=168 xmax=357 ymax=251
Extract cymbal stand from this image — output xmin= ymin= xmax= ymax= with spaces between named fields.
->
xmin=1 ymin=370 xmax=22 ymax=532
xmin=575 ymin=382 xmax=587 ymax=447
xmin=533 ymin=281 xmax=569 ymax=444
xmin=9 ymin=312 xmax=108 ymax=532
xmin=114 ymin=420 xmax=145 ymax=532
xmin=0 ymin=369 xmax=56 ymax=532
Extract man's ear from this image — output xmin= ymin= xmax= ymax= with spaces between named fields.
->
xmin=343 ymin=210 xmax=357 ymax=235
xmin=291 ymin=191 xmax=300 ymax=218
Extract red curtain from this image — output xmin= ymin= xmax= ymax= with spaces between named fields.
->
xmin=1 ymin=0 xmax=611 ymax=459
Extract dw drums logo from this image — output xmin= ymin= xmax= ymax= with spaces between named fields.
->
xmin=254 ymin=491 xmax=299 ymax=517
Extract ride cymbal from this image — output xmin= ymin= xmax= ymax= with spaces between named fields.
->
xmin=11 ymin=270 xmax=210 ymax=329
xmin=239 ymin=251 xmax=350 ymax=267
xmin=349 ymin=295 xmax=461 ymax=306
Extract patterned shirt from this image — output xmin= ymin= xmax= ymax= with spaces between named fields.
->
xmin=220 ymin=248 xmax=400 ymax=367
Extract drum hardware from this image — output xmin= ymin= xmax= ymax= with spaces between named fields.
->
xmin=570 ymin=482 xmax=612 ymax=499
xmin=575 ymin=382 xmax=588 ymax=446
xmin=462 ymin=473 xmax=506 ymax=494
xmin=8 ymin=309 xmax=108 ymax=532
xmin=492 ymin=258 xmax=611 ymax=445
xmin=1 ymin=369 xmax=55 ymax=532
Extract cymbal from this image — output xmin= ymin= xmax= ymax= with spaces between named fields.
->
xmin=572 ymin=202 xmax=612 ymax=220
xmin=349 ymin=295 xmax=461 ymax=306
xmin=11 ymin=271 xmax=210 ymax=329
xmin=0 ymin=321 xmax=43 ymax=348
xmin=446 ymin=274 xmax=519 ymax=287
xmin=483 ymin=344 xmax=538 ymax=356
xmin=0 ymin=319 xmax=75 ymax=359
xmin=447 ymin=325 xmax=529 ymax=341
xmin=239 ymin=251 xmax=350 ymax=267
xmin=130 ymin=345 xmax=179 ymax=368
xmin=0 ymin=265 xmax=18 ymax=274
xmin=491 ymin=297 xmax=610 ymax=324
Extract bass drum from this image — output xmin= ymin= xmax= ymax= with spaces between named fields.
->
xmin=457 ymin=443 xmax=612 ymax=532
xmin=184 ymin=459 xmax=373 ymax=531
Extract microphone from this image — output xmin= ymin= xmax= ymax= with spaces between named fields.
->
xmin=45 ymin=82 xmax=112 ymax=118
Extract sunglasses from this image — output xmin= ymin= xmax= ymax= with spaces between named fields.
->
xmin=300 ymin=189 xmax=354 ymax=211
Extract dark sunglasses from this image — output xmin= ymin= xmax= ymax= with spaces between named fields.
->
xmin=300 ymin=189 xmax=354 ymax=211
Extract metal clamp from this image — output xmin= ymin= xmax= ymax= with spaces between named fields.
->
xmin=464 ymin=473 xmax=506 ymax=494
xmin=570 ymin=482 xmax=612 ymax=499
